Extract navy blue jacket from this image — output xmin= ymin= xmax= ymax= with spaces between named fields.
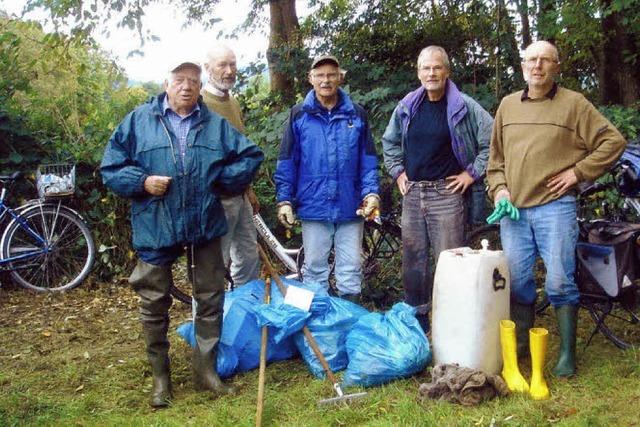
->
xmin=274 ymin=89 xmax=379 ymax=222
xmin=101 ymin=93 xmax=264 ymax=250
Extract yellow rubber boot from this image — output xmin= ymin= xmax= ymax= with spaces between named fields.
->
xmin=529 ymin=328 xmax=550 ymax=400
xmin=500 ymin=320 xmax=529 ymax=393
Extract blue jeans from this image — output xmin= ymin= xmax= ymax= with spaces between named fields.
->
xmin=500 ymin=195 xmax=580 ymax=307
xmin=401 ymin=180 xmax=466 ymax=313
xmin=301 ymin=219 xmax=364 ymax=296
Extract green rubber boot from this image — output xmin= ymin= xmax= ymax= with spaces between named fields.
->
xmin=130 ymin=260 xmax=174 ymax=408
xmin=511 ymin=302 xmax=535 ymax=359
xmin=553 ymin=305 xmax=578 ymax=377
xmin=190 ymin=240 xmax=237 ymax=396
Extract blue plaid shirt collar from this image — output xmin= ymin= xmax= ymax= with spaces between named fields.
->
xmin=162 ymin=95 xmax=201 ymax=118
xmin=161 ymin=95 xmax=201 ymax=168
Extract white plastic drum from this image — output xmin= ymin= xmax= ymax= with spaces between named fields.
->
xmin=431 ymin=243 xmax=510 ymax=374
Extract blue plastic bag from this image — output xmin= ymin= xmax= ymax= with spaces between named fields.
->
xmin=343 ymin=302 xmax=431 ymax=387
xmin=225 ymin=278 xmax=301 ymax=371
xmin=294 ymin=296 xmax=369 ymax=378
xmin=176 ymin=277 xmax=299 ymax=376
xmin=175 ymin=322 xmax=238 ymax=378
xmin=253 ymin=279 xmax=329 ymax=343
xmin=254 ymin=303 xmax=311 ymax=343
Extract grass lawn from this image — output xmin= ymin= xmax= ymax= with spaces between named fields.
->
xmin=1 ymin=282 xmax=639 ymax=426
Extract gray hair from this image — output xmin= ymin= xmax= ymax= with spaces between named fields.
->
xmin=205 ymin=44 xmax=235 ymax=64
xmin=417 ymin=46 xmax=450 ymax=70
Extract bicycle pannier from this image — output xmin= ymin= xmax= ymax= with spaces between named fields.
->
xmin=576 ymin=222 xmax=640 ymax=297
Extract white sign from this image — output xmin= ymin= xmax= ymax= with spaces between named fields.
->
xmin=284 ymin=285 xmax=315 ymax=312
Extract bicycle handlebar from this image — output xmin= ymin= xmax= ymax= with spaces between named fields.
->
xmin=0 ymin=171 xmax=22 ymax=184
xmin=578 ymin=181 xmax=612 ymax=198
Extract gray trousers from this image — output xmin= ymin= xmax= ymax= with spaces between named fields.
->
xmin=401 ymin=180 xmax=466 ymax=310
xmin=220 ymin=194 xmax=260 ymax=285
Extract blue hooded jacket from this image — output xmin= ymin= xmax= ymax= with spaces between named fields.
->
xmin=101 ymin=93 xmax=264 ymax=251
xmin=274 ymin=89 xmax=379 ymax=222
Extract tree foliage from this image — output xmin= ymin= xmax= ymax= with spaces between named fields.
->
xmin=0 ymin=16 xmax=151 ymax=280
xmin=1 ymin=1 xmax=638 ymax=288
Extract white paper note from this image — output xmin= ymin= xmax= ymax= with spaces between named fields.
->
xmin=284 ymin=285 xmax=315 ymax=312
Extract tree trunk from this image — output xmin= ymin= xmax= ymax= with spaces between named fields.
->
xmin=518 ymin=0 xmax=531 ymax=49
xmin=496 ymin=0 xmax=524 ymax=97
xmin=597 ymin=0 xmax=640 ymax=106
xmin=267 ymin=0 xmax=302 ymax=103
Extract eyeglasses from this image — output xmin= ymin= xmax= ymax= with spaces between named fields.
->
xmin=312 ymin=72 xmax=340 ymax=81
xmin=523 ymin=56 xmax=558 ymax=66
xmin=419 ymin=65 xmax=445 ymax=73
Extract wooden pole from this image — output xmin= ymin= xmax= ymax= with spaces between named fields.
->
xmin=255 ymin=277 xmax=271 ymax=427
xmin=257 ymin=245 xmax=340 ymax=386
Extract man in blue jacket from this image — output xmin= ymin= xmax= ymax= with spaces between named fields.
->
xmin=382 ymin=46 xmax=493 ymax=332
xmin=101 ymin=59 xmax=263 ymax=407
xmin=274 ymin=55 xmax=380 ymax=302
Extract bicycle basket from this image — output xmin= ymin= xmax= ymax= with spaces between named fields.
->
xmin=36 ymin=164 xmax=76 ymax=198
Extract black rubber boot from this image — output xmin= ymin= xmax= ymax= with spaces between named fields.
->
xmin=553 ymin=304 xmax=578 ymax=377
xmin=129 ymin=260 xmax=174 ymax=408
xmin=511 ymin=302 xmax=535 ymax=359
xmin=190 ymin=240 xmax=237 ymax=396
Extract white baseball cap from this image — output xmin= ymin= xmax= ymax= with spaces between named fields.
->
xmin=168 ymin=58 xmax=202 ymax=73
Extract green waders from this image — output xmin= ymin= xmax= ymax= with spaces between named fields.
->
xmin=189 ymin=239 xmax=237 ymax=396
xmin=129 ymin=261 xmax=174 ymax=408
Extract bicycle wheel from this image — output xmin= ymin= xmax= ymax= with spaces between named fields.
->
xmin=361 ymin=219 xmax=402 ymax=307
xmin=362 ymin=221 xmax=402 ymax=280
xmin=1 ymin=204 xmax=95 ymax=292
xmin=465 ymin=224 xmax=501 ymax=250
xmin=169 ymin=265 xmax=233 ymax=305
xmin=583 ymin=290 xmax=640 ymax=350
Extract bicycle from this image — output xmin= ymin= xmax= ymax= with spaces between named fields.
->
xmin=464 ymin=159 xmax=640 ymax=349
xmin=169 ymin=209 xmax=403 ymax=307
xmin=0 ymin=165 xmax=96 ymax=292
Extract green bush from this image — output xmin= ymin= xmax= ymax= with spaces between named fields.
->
xmin=0 ymin=17 xmax=150 ymax=282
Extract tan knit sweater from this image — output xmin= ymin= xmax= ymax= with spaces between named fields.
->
xmin=487 ymin=87 xmax=626 ymax=208
xmin=201 ymin=90 xmax=246 ymax=133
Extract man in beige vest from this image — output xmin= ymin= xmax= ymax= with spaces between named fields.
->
xmin=202 ymin=45 xmax=260 ymax=285
xmin=487 ymin=41 xmax=626 ymax=377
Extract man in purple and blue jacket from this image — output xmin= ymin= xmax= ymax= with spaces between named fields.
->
xmin=382 ymin=46 xmax=493 ymax=331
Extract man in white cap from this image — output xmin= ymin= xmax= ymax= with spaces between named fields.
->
xmin=274 ymin=55 xmax=380 ymax=303
xmin=101 ymin=58 xmax=263 ymax=407
xmin=202 ymin=44 xmax=261 ymax=286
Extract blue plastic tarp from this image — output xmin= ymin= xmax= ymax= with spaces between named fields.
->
xmin=343 ymin=302 xmax=431 ymax=387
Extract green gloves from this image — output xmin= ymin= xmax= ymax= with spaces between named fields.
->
xmin=487 ymin=198 xmax=520 ymax=224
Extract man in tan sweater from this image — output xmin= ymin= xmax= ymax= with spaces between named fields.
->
xmin=202 ymin=45 xmax=260 ymax=286
xmin=487 ymin=41 xmax=626 ymax=377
